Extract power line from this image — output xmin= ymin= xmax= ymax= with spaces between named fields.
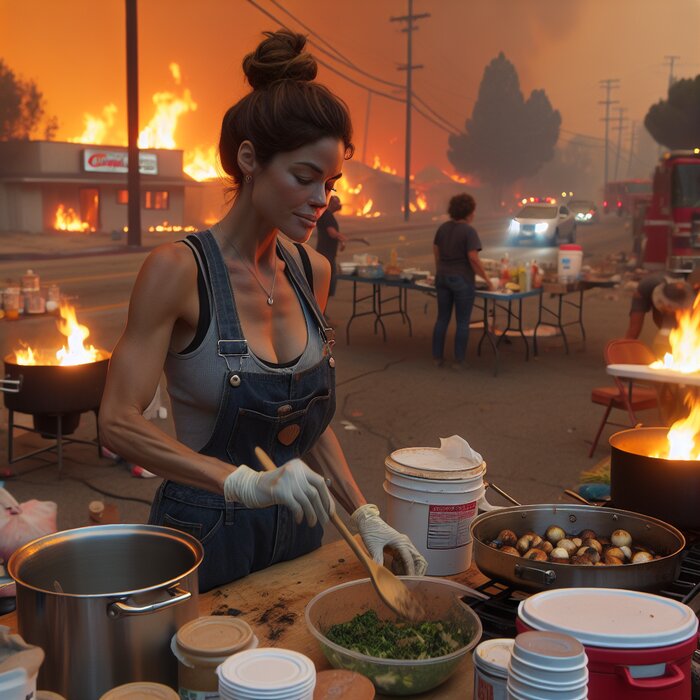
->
xmin=412 ymin=93 xmax=461 ymax=133
xmin=245 ymin=0 xmax=405 ymax=103
xmin=599 ymin=78 xmax=620 ymax=192
xmin=391 ymin=0 xmax=430 ymax=221
xmin=612 ymin=106 xmax=628 ymax=181
xmin=664 ymin=54 xmax=681 ymax=90
xmin=267 ymin=0 xmax=404 ymax=90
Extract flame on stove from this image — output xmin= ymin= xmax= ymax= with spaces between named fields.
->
xmin=54 ymin=204 xmax=94 ymax=233
xmin=14 ymin=303 xmax=104 ymax=366
xmin=651 ymin=392 xmax=700 ymax=461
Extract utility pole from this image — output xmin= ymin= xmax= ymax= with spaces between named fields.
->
xmin=361 ymin=90 xmax=372 ymax=166
xmin=627 ymin=120 xmax=636 ymax=177
xmin=599 ymin=78 xmax=620 ymax=195
xmin=664 ymin=54 xmax=681 ymax=91
xmin=613 ymin=107 xmax=627 ymax=182
xmin=390 ymin=1 xmax=429 ymax=222
xmin=125 ymin=0 xmax=141 ymax=247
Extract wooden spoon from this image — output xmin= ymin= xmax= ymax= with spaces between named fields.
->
xmin=254 ymin=447 xmax=425 ymax=621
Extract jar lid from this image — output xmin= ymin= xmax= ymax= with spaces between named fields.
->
xmin=98 ymin=682 xmax=179 ymax=700
xmin=473 ymin=638 xmax=514 ymax=678
xmin=218 ymin=648 xmax=316 ymax=692
xmin=518 ymin=588 xmax=699 ymax=649
xmin=176 ymin=616 xmax=253 ymax=657
xmin=386 ymin=449 xmax=485 ymax=480
xmin=313 ymin=669 xmax=375 ymax=699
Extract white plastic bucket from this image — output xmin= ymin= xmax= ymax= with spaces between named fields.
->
xmin=557 ymin=245 xmax=583 ymax=284
xmin=383 ymin=453 xmax=485 ymax=575
xmin=0 ymin=668 xmax=33 ymax=700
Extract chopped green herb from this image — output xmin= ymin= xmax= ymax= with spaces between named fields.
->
xmin=325 ymin=610 xmax=465 ymax=660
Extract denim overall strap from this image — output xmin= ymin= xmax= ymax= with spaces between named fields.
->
xmin=277 ymin=244 xmax=334 ymax=346
xmin=192 ymin=231 xmax=249 ymax=368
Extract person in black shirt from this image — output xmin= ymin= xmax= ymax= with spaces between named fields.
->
xmin=432 ymin=193 xmax=493 ymax=369
xmin=315 ymin=195 xmax=346 ymax=297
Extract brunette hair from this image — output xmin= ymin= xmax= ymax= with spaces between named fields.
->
xmin=448 ymin=193 xmax=476 ymax=220
xmin=219 ymin=30 xmax=354 ymax=188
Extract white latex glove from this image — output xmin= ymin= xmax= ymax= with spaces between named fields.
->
xmin=224 ymin=459 xmax=335 ymax=528
xmin=351 ymin=504 xmax=428 ymax=576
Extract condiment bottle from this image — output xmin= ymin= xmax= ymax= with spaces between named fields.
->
xmin=172 ymin=616 xmax=256 ymax=696
xmin=21 ymin=269 xmax=40 ymax=293
xmin=3 ymin=286 xmax=20 ymax=321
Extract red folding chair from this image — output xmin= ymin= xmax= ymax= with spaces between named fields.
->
xmin=588 ymin=338 xmax=661 ymax=457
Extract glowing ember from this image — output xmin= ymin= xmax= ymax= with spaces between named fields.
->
xmin=650 ymin=296 xmax=700 ymax=374
xmin=54 ymin=204 xmax=94 ymax=233
xmin=14 ymin=303 xmax=105 ymax=366
xmin=147 ymin=221 xmax=197 ymax=233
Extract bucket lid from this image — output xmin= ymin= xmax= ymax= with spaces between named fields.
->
xmin=312 ymin=669 xmax=375 ymax=699
xmin=98 ymin=682 xmax=179 ymax=700
xmin=473 ymin=638 xmax=514 ymax=678
xmin=176 ymin=616 xmax=253 ymax=657
xmin=387 ymin=448 xmax=485 ymax=480
xmin=559 ymin=244 xmax=582 ymax=251
xmin=518 ymin=588 xmax=699 ymax=649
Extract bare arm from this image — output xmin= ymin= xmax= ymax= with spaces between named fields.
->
xmin=625 ymin=311 xmax=645 ymax=339
xmin=469 ymin=250 xmax=495 ymax=291
xmin=99 ymin=245 xmax=232 ymax=493
xmin=307 ymin=427 xmax=367 ymax=514
xmin=325 ymin=226 xmax=347 ymax=242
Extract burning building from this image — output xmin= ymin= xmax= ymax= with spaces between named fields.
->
xmin=0 ymin=140 xmax=205 ymax=234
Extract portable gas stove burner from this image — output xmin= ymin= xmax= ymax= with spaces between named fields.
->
xmin=462 ymin=541 xmax=700 ymax=640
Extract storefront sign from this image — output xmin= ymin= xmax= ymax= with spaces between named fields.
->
xmin=83 ymin=149 xmax=158 ymax=175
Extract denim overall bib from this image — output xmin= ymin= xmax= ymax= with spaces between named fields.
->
xmin=148 ymin=231 xmax=336 ymax=592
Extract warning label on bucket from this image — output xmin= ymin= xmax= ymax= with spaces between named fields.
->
xmin=426 ymin=502 xmax=477 ymax=549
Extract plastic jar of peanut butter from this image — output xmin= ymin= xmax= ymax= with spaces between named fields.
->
xmin=172 ymin=616 xmax=257 ymax=698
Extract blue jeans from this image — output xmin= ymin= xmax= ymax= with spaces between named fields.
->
xmin=432 ymin=275 xmax=476 ymax=363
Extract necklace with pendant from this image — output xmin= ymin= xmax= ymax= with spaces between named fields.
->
xmin=217 ymin=225 xmax=278 ymax=306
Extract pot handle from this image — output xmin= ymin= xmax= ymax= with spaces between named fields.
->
xmin=107 ymin=585 xmax=191 ymax=619
xmin=615 ymin=663 xmax=684 ymax=690
xmin=0 ymin=377 xmax=22 ymax=394
xmin=514 ymin=563 xmax=556 ymax=586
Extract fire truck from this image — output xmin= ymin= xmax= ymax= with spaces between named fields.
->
xmin=603 ymin=179 xmax=652 ymax=216
xmin=643 ymin=149 xmax=700 ymax=271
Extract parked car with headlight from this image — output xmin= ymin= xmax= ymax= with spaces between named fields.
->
xmin=568 ymin=200 xmax=599 ymax=224
xmin=507 ymin=203 xmax=576 ymax=246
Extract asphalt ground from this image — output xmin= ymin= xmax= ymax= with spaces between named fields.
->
xmin=0 ymin=213 xmax=648 ymax=544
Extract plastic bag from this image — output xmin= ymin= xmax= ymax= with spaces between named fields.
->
xmin=0 ymin=489 xmax=57 ymax=593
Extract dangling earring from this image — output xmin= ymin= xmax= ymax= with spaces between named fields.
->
xmin=244 ymin=174 xmax=253 ymax=184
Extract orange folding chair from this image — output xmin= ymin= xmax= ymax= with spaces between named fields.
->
xmin=588 ymin=338 xmax=661 ymax=457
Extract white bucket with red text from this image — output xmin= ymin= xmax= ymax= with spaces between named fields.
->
xmin=383 ymin=449 xmax=485 ymax=576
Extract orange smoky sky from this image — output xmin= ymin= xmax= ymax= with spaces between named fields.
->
xmin=1 ymin=0 xmax=699 ymax=174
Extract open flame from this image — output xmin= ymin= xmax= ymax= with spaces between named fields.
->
xmin=54 ymin=204 xmax=94 ymax=233
xmin=650 ymin=296 xmax=700 ymax=374
xmin=147 ymin=221 xmax=197 ymax=233
xmin=14 ymin=303 xmax=105 ymax=366
xmin=648 ymin=296 xmax=700 ymax=459
xmin=183 ymin=145 xmax=219 ymax=181
xmin=372 ymin=155 xmax=397 ymax=175
xmin=69 ymin=103 xmax=118 ymax=145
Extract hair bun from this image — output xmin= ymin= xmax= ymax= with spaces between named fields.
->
xmin=243 ymin=30 xmax=317 ymax=90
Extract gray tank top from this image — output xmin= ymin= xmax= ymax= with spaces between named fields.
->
xmin=164 ymin=238 xmax=325 ymax=452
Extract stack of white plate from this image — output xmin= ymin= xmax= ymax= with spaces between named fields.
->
xmin=507 ymin=631 xmax=588 ymax=699
xmin=217 ymin=648 xmax=316 ymax=700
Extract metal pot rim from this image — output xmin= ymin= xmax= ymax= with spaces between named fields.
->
xmin=7 ymin=524 xmax=203 ymax=598
xmin=470 ymin=503 xmax=686 ymax=561
xmin=609 ymin=426 xmax=700 ymax=464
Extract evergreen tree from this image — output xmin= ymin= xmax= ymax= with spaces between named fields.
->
xmin=645 ymin=75 xmax=700 ymax=149
xmin=448 ymin=53 xmax=560 ymax=200
xmin=0 ymin=59 xmax=56 ymax=140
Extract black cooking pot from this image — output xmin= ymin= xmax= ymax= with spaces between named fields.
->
xmin=2 ymin=355 xmax=110 ymax=414
xmin=610 ymin=426 xmax=700 ymax=530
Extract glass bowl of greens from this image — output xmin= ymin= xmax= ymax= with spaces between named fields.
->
xmin=305 ymin=576 xmax=483 ymax=696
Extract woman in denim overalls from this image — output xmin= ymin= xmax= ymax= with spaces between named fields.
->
xmin=100 ymin=30 xmax=426 ymax=591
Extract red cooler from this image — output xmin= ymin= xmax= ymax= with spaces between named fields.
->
xmin=516 ymin=588 xmax=698 ymax=700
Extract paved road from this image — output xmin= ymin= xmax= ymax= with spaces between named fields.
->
xmin=0 ymin=215 xmax=635 ymax=532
